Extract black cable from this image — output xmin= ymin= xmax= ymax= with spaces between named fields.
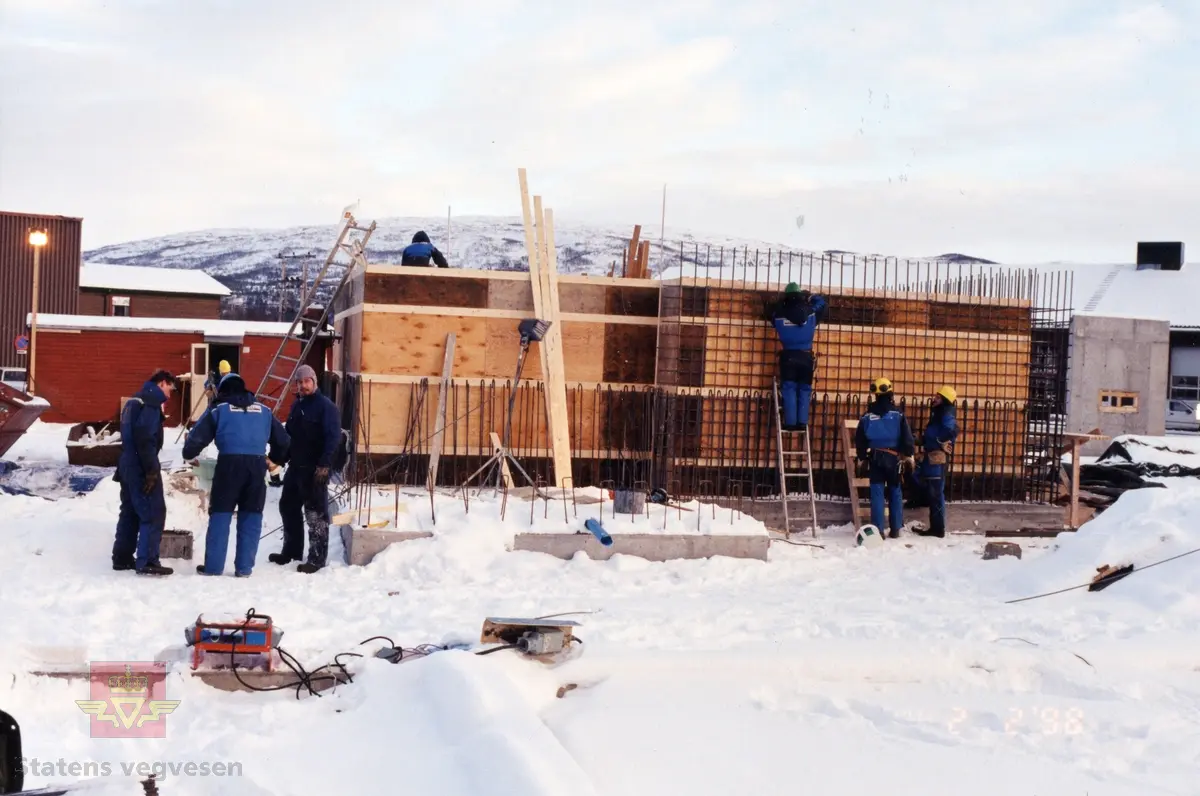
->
xmin=475 ymin=644 xmax=518 ymax=656
xmin=359 ymin=635 xmax=396 ymax=647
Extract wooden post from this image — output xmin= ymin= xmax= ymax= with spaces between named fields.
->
xmin=29 ymin=243 xmax=41 ymax=396
xmin=1069 ymin=436 xmax=1082 ymax=530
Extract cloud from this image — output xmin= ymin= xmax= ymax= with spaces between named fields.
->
xmin=0 ymin=0 xmax=1193 ymax=264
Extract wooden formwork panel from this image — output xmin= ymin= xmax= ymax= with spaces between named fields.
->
xmin=333 ymin=311 xmax=362 ymax=376
xmin=365 ymin=272 xmax=490 ymax=308
xmin=361 ymin=313 xmax=487 ymax=377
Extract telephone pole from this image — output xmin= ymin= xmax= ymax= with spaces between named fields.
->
xmin=277 ymin=250 xmax=316 ymax=321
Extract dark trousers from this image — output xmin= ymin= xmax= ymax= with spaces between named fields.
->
xmin=779 ymin=350 xmax=815 ymax=426
xmin=113 ymin=461 xmax=166 ymax=569
xmin=918 ymin=460 xmax=947 ymax=534
xmin=868 ymin=450 xmax=903 ymax=533
xmin=202 ymin=455 xmax=267 ymax=576
xmin=279 ymin=465 xmax=330 ymax=567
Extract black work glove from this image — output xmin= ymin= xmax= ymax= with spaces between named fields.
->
xmin=142 ymin=470 xmax=159 ymax=495
xmin=855 ymin=459 xmax=869 ymax=478
xmin=314 ymin=466 xmax=330 ymax=487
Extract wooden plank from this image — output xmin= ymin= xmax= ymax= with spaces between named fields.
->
xmin=603 ymin=323 xmax=658 ymax=383
xmin=626 ymin=225 xmax=642 ymax=278
xmin=426 ymin=333 xmax=455 ymax=492
xmin=489 ymin=432 xmax=514 ymax=488
xmin=540 ymin=206 xmax=574 ymax=487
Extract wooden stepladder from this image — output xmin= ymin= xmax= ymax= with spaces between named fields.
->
xmin=841 ymin=419 xmax=894 ymax=531
xmin=773 ymin=378 xmax=819 ymax=538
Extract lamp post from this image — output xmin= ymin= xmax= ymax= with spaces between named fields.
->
xmin=28 ymin=228 xmax=48 ymax=396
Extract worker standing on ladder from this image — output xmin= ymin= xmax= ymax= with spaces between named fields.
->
xmin=769 ymin=283 xmax=827 ymax=430
xmin=911 ymin=386 xmax=959 ymax=538
xmin=854 ymin=378 xmax=915 ymax=538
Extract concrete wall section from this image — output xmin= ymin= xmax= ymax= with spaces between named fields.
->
xmin=1066 ymin=315 xmax=1170 ymax=455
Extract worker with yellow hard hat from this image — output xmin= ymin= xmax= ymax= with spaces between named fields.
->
xmin=910 ymin=385 xmax=960 ymax=538
xmin=854 ymin=377 xmax=915 ymax=539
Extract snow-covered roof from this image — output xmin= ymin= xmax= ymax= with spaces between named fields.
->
xmin=1073 ymin=263 xmax=1200 ymax=328
xmin=79 ymin=262 xmax=232 ymax=297
xmin=25 ymin=313 xmax=293 ymax=337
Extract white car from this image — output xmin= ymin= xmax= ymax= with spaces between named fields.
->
xmin=1166 ymin=399 xmax=1200 ymax=431
xmin=1 ymin=367 xmax=27 ymax=393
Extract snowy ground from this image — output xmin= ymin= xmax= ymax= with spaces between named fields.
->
xmin=1 ymin=422 xmax=1197 ymax=795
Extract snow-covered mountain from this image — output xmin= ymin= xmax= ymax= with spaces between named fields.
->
xmin=81 ymin=215 xmax=996 ymax=320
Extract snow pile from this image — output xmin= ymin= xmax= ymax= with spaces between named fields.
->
xmin=1 ymin=422 xmax=1198 ymax=794
xmin=1096 ymin=434 xmax=1200 ymax=469
xmin=1002 ymin=480 xmax=1200 ymax=611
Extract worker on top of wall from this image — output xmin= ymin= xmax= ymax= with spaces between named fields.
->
xmin=855 ymin=378 xmax=915 ymax=539
xmin=183 ymin=372 xmax=290 ymax=577
xmin=910 ymin=385 xmax=959 ymax=538
xmin=271 ymin=364 xmax=342 ymax=574
xmin=401 ymin=231 xmax=449 ymax=268
xmin=768 ymin=282 xmax=827 ymax=431
xmin=112 ymin=369 xmax=180 ymax=576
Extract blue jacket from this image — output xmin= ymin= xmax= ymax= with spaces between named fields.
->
xmin=182 ymin=376 xmax=290 ymax=462
xmin=119 ymin=381 xmax=167 ymax=476
xmin=285 ymin=390 xmax=341 ymax=468
xmin=772 ymin=294 xmax=827 ymax=351
xmin=922 ymin=402 xmax=959 ymax=454
xmin=855 ymin=396 xmax=915 ymax=459
xmin=401 ymin=233 xmax=449 ymax=267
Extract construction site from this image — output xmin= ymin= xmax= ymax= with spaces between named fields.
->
xmin=314 ymin=170 xmax=1078 ymax=538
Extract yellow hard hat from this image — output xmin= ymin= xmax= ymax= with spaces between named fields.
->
xmin=218 ymin=360 xmax=231 ymax=375
xmin=937 ymin=385 xmax=957 ymax=403
xmin=870 ymin=377 xmax=893 ymax=394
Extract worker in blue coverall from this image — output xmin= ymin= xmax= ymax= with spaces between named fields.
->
xmin=910 ymin=385 xmax=959 ymax=538
xmin=270 ymin=364 xmax=342 ymax=574
xmin=769 ymin=283 xmax=828 ymax=430
xmin=183 ymin=372 xmax=290 ymax=577
xmin=400 ymin=230 xmax=449 ymax=267
xmin=112 ymin=369 xmax=180 ymax=576
xmin=855 ymin=378 xmax=915 ymax=539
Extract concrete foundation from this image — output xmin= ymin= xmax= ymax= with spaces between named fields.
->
xmin=340 ymin=523 xmax=433 ymax=565
xmin=512 ymin=532 xmax=770 ymax=562
xmin=717 ymin=499 xmax=1067 ymax=535
xmin=1066 ymin=315 xmax=1171 ymax=456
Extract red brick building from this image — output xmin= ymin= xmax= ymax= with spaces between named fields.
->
xmin=27 ymin=314 xmax=326 ymax=425
xmin=78 ymin=262 xmax=229 ymax=319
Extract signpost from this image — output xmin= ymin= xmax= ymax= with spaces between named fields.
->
xmin=14 ymin=335 xmax=28 ymax=356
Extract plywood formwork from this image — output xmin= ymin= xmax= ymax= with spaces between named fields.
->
xmin=331 ymin=262 xmax=1063 ymax=503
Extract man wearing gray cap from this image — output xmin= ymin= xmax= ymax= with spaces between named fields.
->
xmin=270 ymin=364 xmax=341 ymax=573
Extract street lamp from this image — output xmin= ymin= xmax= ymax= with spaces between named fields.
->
xmin=28 ymin=228 xmax=48 ymax=396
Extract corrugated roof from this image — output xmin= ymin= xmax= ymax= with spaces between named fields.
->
xmin=79 ymin=262 xmax=232 ymax=297
xmin=25 ymin=313 xmax=291 ymax=336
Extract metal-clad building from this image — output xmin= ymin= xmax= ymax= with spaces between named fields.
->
xmin=0 ymin=210 xmax=82 ymax=369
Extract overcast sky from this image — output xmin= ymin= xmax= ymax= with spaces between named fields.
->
xmin=0 ymin=0 xmax=1195 ymax=262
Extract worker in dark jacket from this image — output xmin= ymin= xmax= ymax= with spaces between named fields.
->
xmin=855 ymin=378 xmax=915 ymax=539
xmin=401 ymin=230 xmax=449 ymax=267
xmin=183 ymin=373 xmax=290 ymax=577
xmin=911 ymin=386 xmax=959 ymax=538
xmin=112 ymin=369 xmax=179 ymax=576
xmin=271 ymin=364 xmax=342 ymax=573
xmin=769 ymin=283 xmax=827 ymax=430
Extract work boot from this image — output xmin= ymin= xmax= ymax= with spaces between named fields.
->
xmin=296 ymin=562 xmax=322 ymax=574
xmin=888 ymin=527 xmax=900 ymax=539
xmin=112 ymin=559 xmax=135 ymax=571
xmin=912 ymin=527 xmax=945 ymax=538
xmin=268 ymin=553 xmax=295 ymax=565
xmin=136 ymin=563 xmax=173 ymax=576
